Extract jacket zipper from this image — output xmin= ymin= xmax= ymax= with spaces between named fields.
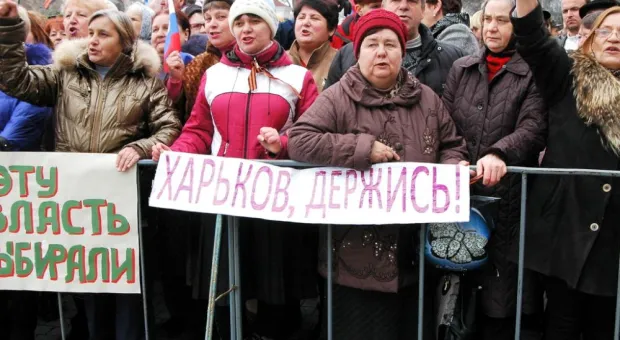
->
xmin=243 ymin=58 xmax=258 ymax=159
xmin=243 ymin=91 xmax=252 ymax=159
xmin=90 ymin=77 xmax=107 ymax=153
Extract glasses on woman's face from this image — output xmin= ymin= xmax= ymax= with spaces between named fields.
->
xmin=594 ymin=27 xmax=620 ymax=40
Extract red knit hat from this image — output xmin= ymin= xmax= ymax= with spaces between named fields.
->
xmin=353 ymin=9 xmax=408 ymax=59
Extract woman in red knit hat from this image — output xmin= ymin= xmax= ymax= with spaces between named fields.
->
xmin=442 ymin=0 xmax=547 ymax=338
xmin=289 ymin=9 xmax=469 ymax=339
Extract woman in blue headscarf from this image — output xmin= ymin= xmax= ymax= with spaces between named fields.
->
xmin=126 ymin=1 xmax=155 ymax=41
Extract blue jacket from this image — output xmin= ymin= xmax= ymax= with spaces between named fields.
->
xmin=275 ymin=19 xmax=295 ymax=50
xmin=0 ymin=43 xmax=53 ymax=151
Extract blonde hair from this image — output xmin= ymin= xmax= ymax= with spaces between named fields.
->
xmin=62 ymin=0 xmax=110 ymax=16
xmin=17 ymin=6 xmax=31 ymax=39
xmin=89 ymin=9 xmax=137 ymax=54
xmin=581 ymin=6 xmax=620 ymax=54
xmin=470 ymin=10 xmax=482 ymax=29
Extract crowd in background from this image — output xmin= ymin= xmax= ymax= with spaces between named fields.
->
xmin=0 ymin=0 xmax=618 ymax=339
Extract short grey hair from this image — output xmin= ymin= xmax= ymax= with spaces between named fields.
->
xmin=89 ymin=9 xmax=137 ymax=54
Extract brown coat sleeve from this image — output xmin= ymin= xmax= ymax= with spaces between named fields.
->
xmin=0 ymin=18 xmax=60 ymax=108
xmin=288 ymin=89 xmax=375 ymax=170
xmin=125 ymin=78 xmax=182 ymax=158
xmin=481 ymin=79 xmax=547 ymax=165
xmin=434 ymin=93 xmax=469 ymax=164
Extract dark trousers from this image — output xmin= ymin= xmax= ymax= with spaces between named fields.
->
xmin=320 ymin=283 xmax=434 ymax=340
xmin=84 ymin=293 xmax=144 ymax=340
xmin=478 ymin=314 xmax=542 ymax=340
xmin=0 ymin=290 xmax=38 ymax=340
xmin=543 ymin=276 xmax=615 ymax=340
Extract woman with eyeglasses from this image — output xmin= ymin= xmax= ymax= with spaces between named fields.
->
xmin=512 ymin=0 xmax=620 ymax=338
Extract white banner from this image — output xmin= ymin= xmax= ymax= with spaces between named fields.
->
xmin=0 ymin=152 xmax=140 ymax=294
xmin=149 ymin=152 xmax=470 ymax=225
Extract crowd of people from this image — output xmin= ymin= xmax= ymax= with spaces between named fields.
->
xmin=0 ymin=0 xmax=618 ymax=339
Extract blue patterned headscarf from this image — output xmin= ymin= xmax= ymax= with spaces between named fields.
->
xmin=127 ymin=2 xmax=155 ymax=41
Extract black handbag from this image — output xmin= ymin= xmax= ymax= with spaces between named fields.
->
xmin=433 ymin=196 xmax=500 ymax=340
xmin=435 ymin=273 xmax=481 ymax=340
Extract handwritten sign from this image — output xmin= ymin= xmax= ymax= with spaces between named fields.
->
xmin=0 ymin=153 xmax=140 ymax=294
xmin=149 ymin=153 xmax=470 ymax=225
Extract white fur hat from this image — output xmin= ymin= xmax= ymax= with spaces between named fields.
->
xmin=229 ymin=0 xmax=279 ymax=38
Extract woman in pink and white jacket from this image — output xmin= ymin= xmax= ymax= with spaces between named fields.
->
xmin=153 ymin=0 xmax=317 ymax=160
xmin=152 ymin=0 xmax=319 ymax=336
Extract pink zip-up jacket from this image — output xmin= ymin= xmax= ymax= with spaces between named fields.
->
xmin=171 ymin=42 xmax=318 ymax=159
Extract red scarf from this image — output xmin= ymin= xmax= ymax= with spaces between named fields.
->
xmin=486 ymin=54 xmax=511 ymax=82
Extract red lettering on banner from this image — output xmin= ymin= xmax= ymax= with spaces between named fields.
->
xmin=344 ymin=170 xmax=357 ymax=209
xmin=107 ymin=203 xmax=130 ymax=236
xmin=272 ymin=170 xmax=291 ymax=215
xmin=360 ymin=168 xmax=382 ymax=209
xmin=0 ymin=242 xmax=15 ymax=277
xmin=0 ymin=205 xmax=7 ymax=233
xmin=36 ymin=166 xmax=58 ymax=198
xmin=15 ymin=242 xmax=32 ymax=278
xmin=411 ymin=166 xmax=429 ymax=213
xmin=173 ymin=157 xmax=194 ymax=203
xmin=328 ymin=170 xmax=342 ymax=209
xmin=433 ymin=167 xmax=450 ymax=213
xmin=251 ymin=166 xmax=273 ymax=211
xmin=232 ymin=163 xmax=253 ymax=208
xmin=0 ymin=166 xmax=12 ymax=197
xmin=156 ymin=154 xmax=180 ymax=200
xmin=83 ymin=199 xmax=107 ymax=236
xmin=213 ymin=162 xmax=229 ymax=206
xmin=195 ymin=159 xmax=216 ymax=204
xmin=9 ymin=166 xmax=35 ymax=198
xmin=305 ymin=171 xmax=327 ymax=218
xmin=387 ymin=167 xmax=407 ymax=213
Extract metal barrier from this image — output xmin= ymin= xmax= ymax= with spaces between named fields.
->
xmin=43 ymin=161 xmax=620 ymax=340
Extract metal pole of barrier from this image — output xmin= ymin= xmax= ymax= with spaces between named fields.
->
xmin=233 ymin=217 xmax=243 ymax=338
xmin=57 ymin=293 xmax=66 ymax=340
xmin=227 ymin=216 xmax=238 ymax=340
xmin=615 ymin=251 xmax=620 ymax=339
xmin=205 ymin=214 xmax=223 ymax=340
xmin=327 ymin=224 xmax=333 ymax=340
xmin=136 ymin=171 xmax=150 ymax=340
xmin=418 ymin=224 xmax=426 ymax=340
xmin=514 ymin=173 xmax=528 ymax=340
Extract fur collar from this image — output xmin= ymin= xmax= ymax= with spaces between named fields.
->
xmin=52 ymin=38 xmax=161 ymax=78
xmin=572 ymin=51 xmax=620 ymax=155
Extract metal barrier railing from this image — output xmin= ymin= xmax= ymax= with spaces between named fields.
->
xmin=39 ymin=161 xmax=620 ymax=340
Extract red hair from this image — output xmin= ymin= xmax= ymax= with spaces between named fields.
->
xmin=28 ymin=11 xmax=54 ymax=49
xmin=44 ymin=16 xmax=64 ymax=35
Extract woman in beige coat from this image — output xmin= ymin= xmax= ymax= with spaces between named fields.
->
xmin=287 ymin=0 xmax=338 ymax=91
